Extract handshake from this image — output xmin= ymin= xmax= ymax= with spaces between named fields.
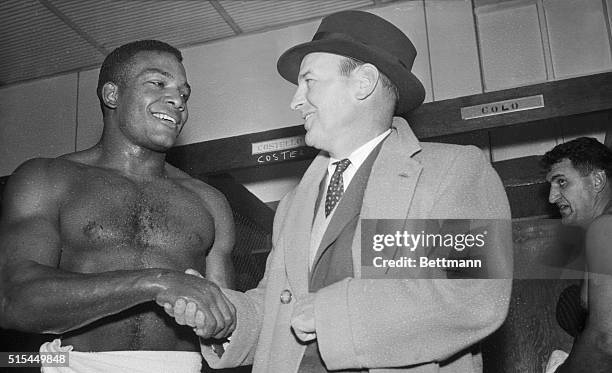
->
xmin=153 ymin=268 xmax=318 ymax=343
xmin=154 ymin=268 xmax=236 ymax=340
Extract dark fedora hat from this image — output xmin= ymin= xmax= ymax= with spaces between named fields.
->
xmin=277 ymin=10 xmax=425 ymax=115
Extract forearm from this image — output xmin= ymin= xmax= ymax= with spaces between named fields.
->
xmin=0 ymin=260 xmax=170 ymax=334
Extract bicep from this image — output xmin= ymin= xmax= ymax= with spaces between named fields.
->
xmin=202 ymin=186 xmax=235 ymax=258
xmin=0 ymin=160 xmax=63 ymax=273
xmin=1 ymin=218 xmax=62 ymax=270
xmin=210 ymin=192 xmax=235 ymax=257
xmin=201 ymin=187 xmax=235 ymax=288
xmin=205 ymin=249 xmax=233 ymax=289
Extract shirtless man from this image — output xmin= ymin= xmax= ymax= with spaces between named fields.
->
xmin=542 ymin=137 xmax=612 ymax=373
xmin=0 ymin=40 xmax=235 ymax=372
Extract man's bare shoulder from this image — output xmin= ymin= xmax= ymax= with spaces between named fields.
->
xmin=59 ymin=147 xmax=93 ymax=162
xmin=9 ymin=157 xmax=85 ymax=187
xmin=585 ymin=213 xmax=612 ymax=276
xmin=2 ymin=157 xmax=90 ymax=220
xmin=165 ymin=164 xmax=235 ymax=264
xmin=588 ymin=214 xmax=612 ymax=238
xmin=164 ymin=163 xmax=233 ymax=242
xmin=165 ymin=163 xmax=227 ymax=203
xmin=164 ymin=162 xmax=192 ymax=180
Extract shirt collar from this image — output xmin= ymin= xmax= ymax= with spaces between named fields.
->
xmin=327 ymin=129 xmax=391 ymax=172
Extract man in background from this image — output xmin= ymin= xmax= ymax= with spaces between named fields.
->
xmin=542 ymin=137 xmax=612 ymax=373
xmin=167 ymin=10 xmax=512 ymax=373
xmin=0 ymin=40 xmax=235 ymax=372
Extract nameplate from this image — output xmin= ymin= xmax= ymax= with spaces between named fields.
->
xmin=461 ymin=94 xmax=544 ymax=120
xmin=251 ymin=135 xmax=305 ymax=155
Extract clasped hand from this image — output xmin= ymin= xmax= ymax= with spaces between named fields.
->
xmin=155 ymin=268 xmax=236 ymax=339
xmin=159 ymin=269 xmax=317 ymax=343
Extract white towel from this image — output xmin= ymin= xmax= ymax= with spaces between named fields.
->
xmin=40 ymin=339 xmax=202 ymax=373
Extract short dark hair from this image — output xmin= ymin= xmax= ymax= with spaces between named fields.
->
xmin=96 ymin=40 xmax=183 ymax=112
xmin=541 ymin=137 xmax=612 ymax=178
xmin=338 ymin=56 xmax=399 ymax=113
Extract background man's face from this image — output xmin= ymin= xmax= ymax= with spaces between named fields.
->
xmin=547 ymin=158 xmax=597 ymax=227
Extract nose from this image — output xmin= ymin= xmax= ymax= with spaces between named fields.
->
xmin=165 ymin=90 xmax=186 ymax=112
xmin=290 ymin=85 xmax=305 ymax=112
xmin=548 ymin=186 xmax=559 ymax=204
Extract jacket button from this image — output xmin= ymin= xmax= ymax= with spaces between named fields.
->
xmin=280 ymin=289 xmax=292 ymax=304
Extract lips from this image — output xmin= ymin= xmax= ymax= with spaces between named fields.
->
xmin=557 ymin=204 xmax=571 ymax=216
xmin=303 ymin=112 xmax=314 ymax=130
xmin=151 ymin=112 xmax=179 ymax=128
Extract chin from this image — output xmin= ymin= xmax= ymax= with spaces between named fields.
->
xmin=150 ymin=138 xmax=176 ymax=152
xmin=561 ymin=216 xmax=581 ymax=227
xmin=304 ymin=133 xmax=316 ymax=148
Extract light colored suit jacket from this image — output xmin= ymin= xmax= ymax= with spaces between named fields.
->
xmin=202 ymin=118 xmax=512 ymax=372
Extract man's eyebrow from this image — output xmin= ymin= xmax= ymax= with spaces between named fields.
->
xmin=141 ymin=68 xmax=190 ymax=90
xmin=141 ymin=68 xmax=173 ymax=79
xmin=298 ymin=69 xmax=312 ymax=80
xmin=548 ymin=173 xmax=564 ymax=182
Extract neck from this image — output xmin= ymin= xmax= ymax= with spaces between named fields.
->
xmin=596 ymin=191 xmax=612 ymax=215
xmin=581 ymin=191 xmax=612 ymax=228
xmin=94 ymin=126 xmax=168 ymax=179
xmin=329 ymin=117 xmax=391 ymax=159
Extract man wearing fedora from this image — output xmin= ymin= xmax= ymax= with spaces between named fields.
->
xmin=164 ymin=10 xmax=512 ymax=372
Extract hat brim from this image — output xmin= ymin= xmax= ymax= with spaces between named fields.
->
xmin=277 ymin=38 xmax=425 ymax=115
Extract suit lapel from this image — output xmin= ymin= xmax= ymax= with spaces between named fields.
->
xmin=354 ymin=118 xmax=424 ymax=278
xmin=361 ymin=118 xmax=423 ymax=220
xmin=282 ymin=153 xmax=329 ymax=295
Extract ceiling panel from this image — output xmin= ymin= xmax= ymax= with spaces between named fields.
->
xmin=0 ymin=0 xmax=403 ymax=87
xmin=0 ymin=0 xmax=103 ymax=86
xmin=51 ymin=0 xmax=235 ymax=51
xmin=219 ymin=0 xmax=375 ymax=33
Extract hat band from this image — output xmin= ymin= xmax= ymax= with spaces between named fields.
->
xmin=312 ymin=31 xmax=410 ymax=70
xmin=313 ymin=31 xmax=360 ymax=43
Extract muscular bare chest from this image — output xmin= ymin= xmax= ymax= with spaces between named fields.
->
xmin=58 ymin=171 xmax=214 ymax=272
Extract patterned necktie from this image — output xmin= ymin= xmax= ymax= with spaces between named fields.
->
xmin=325 ymin=158 xmax=351 ymax=217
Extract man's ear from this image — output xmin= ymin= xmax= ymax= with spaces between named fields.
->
xmin=592 ymin=169 xmax=608 ymax=192
xmin=101 ymin=82 xmax=119 ymax=109
xmin=354 ymin=63 xmax=379 ymax=101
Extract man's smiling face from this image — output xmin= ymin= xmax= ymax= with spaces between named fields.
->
xmin=115 ymin=50 xmax=190 ymax=151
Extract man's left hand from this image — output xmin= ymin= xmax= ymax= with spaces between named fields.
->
xmin=291 ymin=293 xmax=316 ymax=342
